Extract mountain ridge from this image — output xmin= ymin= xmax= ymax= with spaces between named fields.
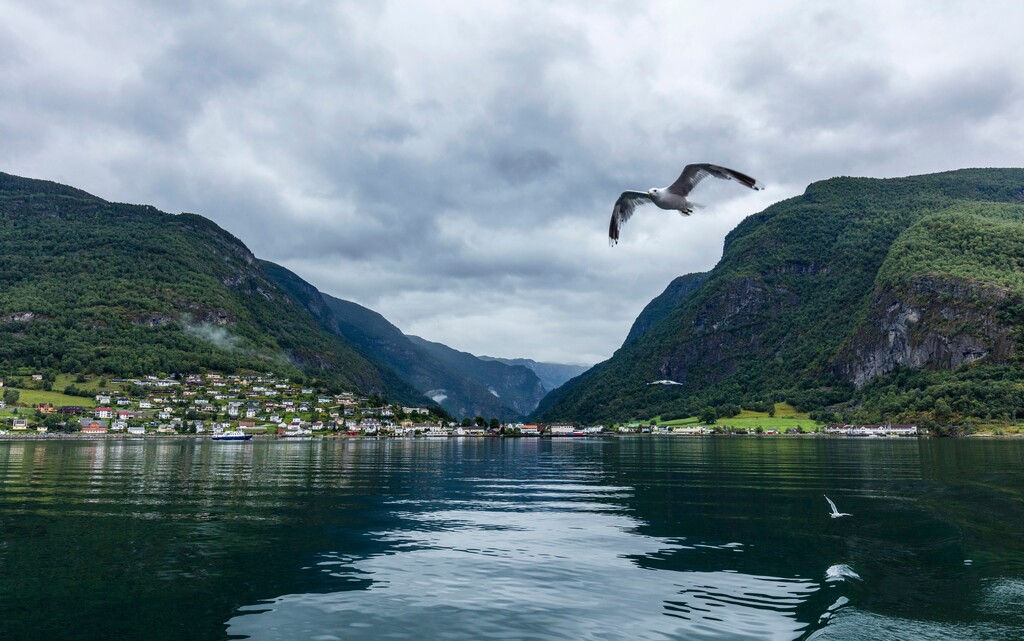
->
xmin=260 ymin=260 xmax=546 ymax=420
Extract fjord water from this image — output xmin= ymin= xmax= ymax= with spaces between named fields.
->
xmin=2 ymin=438 xmax=1023 ymax=640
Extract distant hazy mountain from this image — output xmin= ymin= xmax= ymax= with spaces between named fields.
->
xmin=477 ymin=356 xmax=589 ymax=391
xmin=261 ymin=261 xmax=546 ymax=420
xmin=405 ymin=336 xmax=548 ymax=417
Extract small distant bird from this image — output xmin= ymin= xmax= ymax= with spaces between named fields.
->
xmin=609 ymin=163 xmax=763 ymax=244
xmin=825 ymin=495 xmax=851 ymax=519
xmin=647 ymin=380 xmax=683 ymax=386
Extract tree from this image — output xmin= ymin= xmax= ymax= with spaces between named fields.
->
xmin=3 ymin=388 xmax=19 ymax=405
xmin=699 ymin=407 xmax=716 ymax=424
xmin=489 ymin=417 xmax=500 ymax=430
xmin=474 ymin=415 xmax=486 ymax=427
xmin=934 ymin=398 xmax=952 ymax=423
xmin=461 ymin=417 xmax=472 ymax=427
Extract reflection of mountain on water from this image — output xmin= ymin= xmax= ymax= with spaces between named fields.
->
xmin=4 ymin=439 xmax=1024 ymax=640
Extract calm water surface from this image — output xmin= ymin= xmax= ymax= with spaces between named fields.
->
xmin=1 ymin=437 xmax=1023 ymax=640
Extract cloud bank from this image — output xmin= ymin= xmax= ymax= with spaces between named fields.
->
xmin=3 ymin=0 xmax=1023 ymax=364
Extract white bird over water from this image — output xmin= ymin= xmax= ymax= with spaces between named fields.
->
xmin=609 ymin=163 xmax=763 ymax=244
xmin=825 ymin=495 xmax=851 ymax=519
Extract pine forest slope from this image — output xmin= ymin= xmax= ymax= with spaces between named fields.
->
xmin=536 ymin=168 xmax=1024 ymax=428
xmin=0 ymin=171 xmax=409 ymax=399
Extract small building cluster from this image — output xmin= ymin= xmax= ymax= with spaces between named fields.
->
xmin=823 ymin=424 xmax=919 ymax=437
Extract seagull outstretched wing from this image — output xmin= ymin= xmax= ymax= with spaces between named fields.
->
xmin=609 ymin=190 xmax=653 ymax=244
xmin=824 ymin=495 xmax=851 ymax=518
xmin=667 ymin=163 xmax=764 ymax=197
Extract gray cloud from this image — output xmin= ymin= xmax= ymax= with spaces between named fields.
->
xmin=2 ymin=0 xmax=1024 ymax=364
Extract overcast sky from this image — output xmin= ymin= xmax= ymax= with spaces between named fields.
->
xmin=3 ymin=1 xmax=1023 ymax=365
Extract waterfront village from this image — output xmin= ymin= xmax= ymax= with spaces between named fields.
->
xmin=0 ymin=372 xmax=920 ymax=439
xmin=0 ymin=372 xmax=604 ymax=438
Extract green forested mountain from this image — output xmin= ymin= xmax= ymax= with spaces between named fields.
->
xmin=536 ymin=168 xmax=1024 ymax=429
xmin=261 ymin=261 xmax=545 ymax=420
xmin=0 ymin=171 xmax=416 ymax=399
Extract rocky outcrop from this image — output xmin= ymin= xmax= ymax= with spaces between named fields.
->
xmin=1 ymin=311 xmax=43 ymax=323
xmin=835 ymin=276 xmax=1015 ymax=387
xmin=653 ymin=275 xmax=796 ymax=384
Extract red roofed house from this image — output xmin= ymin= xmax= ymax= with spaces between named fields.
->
xmin=81 ymin=421 xmax=108 ymax=434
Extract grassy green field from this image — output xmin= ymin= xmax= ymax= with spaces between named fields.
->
xmin=52 ymin=374 xmax=108 ymax=393
xmin=5 ymin=387 xmax=95 ymax=408
xmin=652 ymin=403 xmax=822 ymax=432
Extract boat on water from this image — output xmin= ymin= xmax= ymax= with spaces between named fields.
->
xmin=212 ymin=430 xmax=253 ymax=441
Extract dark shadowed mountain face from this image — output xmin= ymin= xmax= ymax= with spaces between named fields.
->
xmin=477 ymin=356 xmax=589 ymax=392
xmin=257 ymin=261 xmax=429 ymax=406
xmin=536 ymin=168 xmax=1024 ymax=427
xmin=261 ymin=260 xmax=546 ymax=420
xmin=404 ymin=336 xmax=548 ymax=418
xmin=0 ymin=171 xmax=409 ymax=397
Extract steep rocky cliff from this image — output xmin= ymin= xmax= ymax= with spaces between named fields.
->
xmin=836 ymin=276 xmax=1015 ymax=387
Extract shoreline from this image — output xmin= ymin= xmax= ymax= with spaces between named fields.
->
xmin=3 ymin=432 xmax=1014 ymax=442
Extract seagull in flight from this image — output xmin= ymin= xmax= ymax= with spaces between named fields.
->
xmin=825 ymin=495 xmax=851 ymax=519
xmin=609 ymin=163 xmax=763 ymax=244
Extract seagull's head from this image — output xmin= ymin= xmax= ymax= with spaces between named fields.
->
xmin=648 ymin=188 xmax=658 ymax=197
